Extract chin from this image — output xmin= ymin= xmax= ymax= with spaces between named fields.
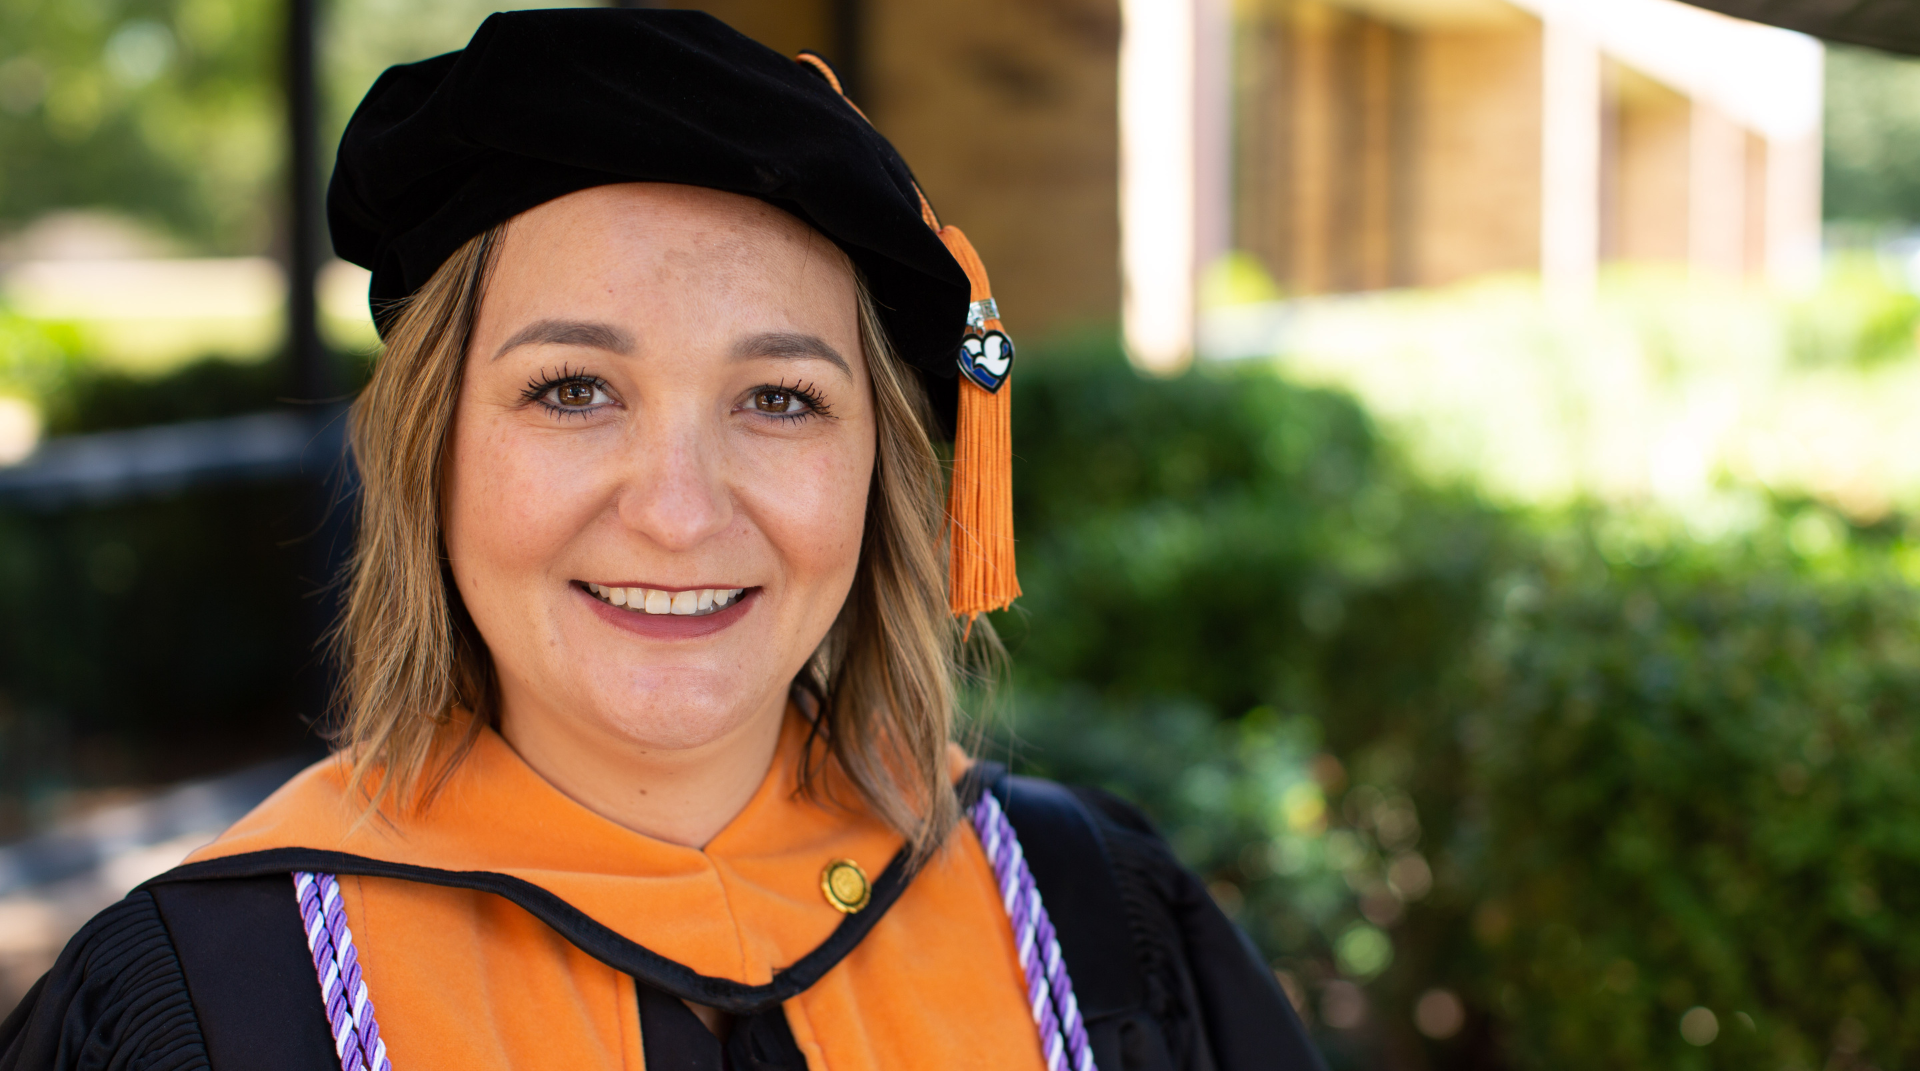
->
xmin=588 ymin=669 xmax=774 ymax=752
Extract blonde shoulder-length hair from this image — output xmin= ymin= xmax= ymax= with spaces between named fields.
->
xmin=331 ymin=222 xmax=982 ymax=859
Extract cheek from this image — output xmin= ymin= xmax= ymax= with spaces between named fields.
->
xmin=444 ymin=416 xmax=605 ymax=586
xmin=741 ymin=432 xmax=875 ymax=588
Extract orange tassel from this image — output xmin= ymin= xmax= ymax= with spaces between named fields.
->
xmin=794 ymin=51 xmax=1019 ymax=624
xmin=937 ymin=225 xmax=1019 ymax=623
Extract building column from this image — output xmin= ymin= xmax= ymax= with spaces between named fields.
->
xmin=1120 ymin=0 xmax=1230 ymax=373
xmin=1687 ymin=99 xmax=1747 ymax=277
xmin=1538 ymin=1 xmax=1600 ymax=297
xmin=1763 ymin=126 xmax=1822 ymax=288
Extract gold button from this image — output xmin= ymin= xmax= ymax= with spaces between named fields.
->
xmin=821 ymin=858 xmax=871 ymax=913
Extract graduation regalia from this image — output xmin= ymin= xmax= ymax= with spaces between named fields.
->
xmin=1 ymin=710 xmax=1316 ymax=1070
xmin=1 ymin=10 xmax=1321 ymax=1069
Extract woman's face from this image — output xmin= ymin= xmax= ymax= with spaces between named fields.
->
xmin=444 ymin=183 xmax=873 ymax=760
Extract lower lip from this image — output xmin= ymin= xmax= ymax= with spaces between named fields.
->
xmin=577 ymin=584 xmax=759 ymax=640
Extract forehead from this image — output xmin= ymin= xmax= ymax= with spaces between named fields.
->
xmin=478 ymin=184 xmax=860 ymax=346
xmin=495 ymin=183 xmax=853 ymax=290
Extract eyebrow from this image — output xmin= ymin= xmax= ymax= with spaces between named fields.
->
xmin=733 ymin=332 xmax=851 ymax=376
xmin=492 ymin=318 xmax=635 ymax=360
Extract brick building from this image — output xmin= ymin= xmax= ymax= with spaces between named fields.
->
xmin=682 ymin=0 xmax=1820 ymax=371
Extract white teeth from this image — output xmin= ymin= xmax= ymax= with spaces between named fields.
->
xmin=589 ymin=584 xmax=745 ymax=614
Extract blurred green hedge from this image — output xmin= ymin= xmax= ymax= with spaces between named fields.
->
xmin=991 ymin=336 xmax=1920 ymax=1071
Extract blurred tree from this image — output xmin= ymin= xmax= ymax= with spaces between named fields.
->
xmin=1824 ymin=44 xmax=1920 ymax=226
xmin=0 ymin=0 xmax=572 ymax=256
xmin=0 ymin=0 xmax=281 ymax=252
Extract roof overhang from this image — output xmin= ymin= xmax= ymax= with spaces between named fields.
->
xmin=1676 ymin=0 xmax=1920 ymax=56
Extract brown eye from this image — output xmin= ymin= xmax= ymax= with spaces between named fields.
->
xmin=755 ymin=388 xmax=797 ymax=413
xmin=526 ymin=373 xmax=610 ymax=413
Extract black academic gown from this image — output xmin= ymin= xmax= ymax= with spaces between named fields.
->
xmin=0 ymin=768 xmax=1324 ymax=1071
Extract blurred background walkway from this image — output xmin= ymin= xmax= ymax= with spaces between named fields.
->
xmin=5 ymin=1 xmax=1920 ymax=1068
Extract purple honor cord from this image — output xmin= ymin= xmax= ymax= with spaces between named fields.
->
xmin=291 ymin=792 xmax=1095 ymax=1071
xmin=294 ymin=872 xmax=393 ymax=1071
xmin=968 ymin=791 xmax=1098 ymax=1071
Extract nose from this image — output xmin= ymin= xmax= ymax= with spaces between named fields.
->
xmin=612 ymin=411 xmax=734 ymax=552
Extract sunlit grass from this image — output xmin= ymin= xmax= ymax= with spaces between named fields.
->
xmin=1205 ymin=259 xmax=1920 ymax=532
xmin=0 ymin=257 xmax=378 ymax=418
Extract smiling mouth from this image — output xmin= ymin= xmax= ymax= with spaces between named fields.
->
xmin=583 ymin=583 xmax=748 ymax=617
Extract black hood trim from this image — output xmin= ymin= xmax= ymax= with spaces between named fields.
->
xmin=138 ymin=843 xmax=915 ymax=1015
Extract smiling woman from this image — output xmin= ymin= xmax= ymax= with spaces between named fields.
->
xmin=358 ymin=182 xmax=954 ymax=856
xmin=0 ymin=11 xmax=1316 ymax=1071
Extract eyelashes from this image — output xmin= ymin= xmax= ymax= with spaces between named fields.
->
xmin=520 ymin=365 xmax=610 ymax=417
xmin=518 ymin=364 xmax=602 ymax=403
xmin=751 ymin=380 xmax=833 ymax=421
xmin=516 ymin=368 xmax=834 ymax=423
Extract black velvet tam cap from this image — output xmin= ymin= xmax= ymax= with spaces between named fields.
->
xmin=326 ymin=7 xmax=971 ymax=382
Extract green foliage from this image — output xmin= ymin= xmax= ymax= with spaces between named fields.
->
xmin=1788 ymin=254 xmax=1920 ymax=368
xmin=996 ymin=337 xmax=1920 ymax=1069
xmin=0 ymin=0 xmax=280 ymax=250
xmin=1826 ymin=44 xmax=1920 ymax=226
xmin=36 ymin=351 xmax=287 ymax=434
xmin=1467 ymin=532 xmax=1920 ymax=1070
xmin=993 ymin=335 xmax=1504 ymax=1065
xmin=0 ymin=0 xmax=566 ymax=253
xmin=995 ymin=332 xmax=1503 ymax=722
xmin=0 ymin=304 xmax=82 ymax=402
